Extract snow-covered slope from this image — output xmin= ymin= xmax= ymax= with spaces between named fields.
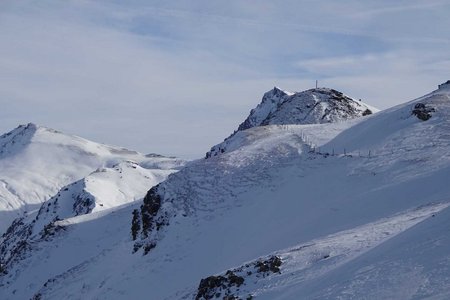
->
xmin=207 ymin=87 xmax=377 ymax=158
xmin=236 ymin=87 xmax=294 ymax=131
xmin=0 ymin=123 xmax=185 ymax=234
xmin=1 ymin=82 xmax=450 ymax=300
xmin=182 ymin=202 xmax=449 ymax=299
xmin=0 ymin=159 xmax=177 ymax=288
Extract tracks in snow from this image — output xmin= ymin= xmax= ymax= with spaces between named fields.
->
xmin=185 ymin=201 xmax=449 ymax=299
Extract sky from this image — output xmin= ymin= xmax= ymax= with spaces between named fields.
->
xmin=0 ymin=0 xmax=449 ymax=159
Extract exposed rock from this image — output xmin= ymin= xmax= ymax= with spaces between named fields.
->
xmin=196 ymin=271 xmax=245 ymax=300
xmin=237 ymin=87 xmax=290 ymax=132
xmin=195 ymin=255 xmax=282 ymax=299
xmin=131 ymin=209 xmax=140 ymax=241
xmin=40 ymin=220 xmax=65 ymax=239
xmin=438 ymin=80 xmax=450 ymax=90
xmin=255 ymin=255 xmax=282 ymax=275
xmin=412 ymin=103 xmax=435 ymax=121
xmin=132 ymin=185 xmax=170 ymax=254
xmin=72 ymin=193 xmax=95 ymax=216
xmin=362 ymin=109 xmax=373 ymax=116
xmin=140 ymin=186 xmax=162 ymax=237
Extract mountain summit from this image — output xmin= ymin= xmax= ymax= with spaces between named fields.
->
xmin=238 ymin=87 xmax=376 ymax=131
xmin=438 ymin=80 xmax=450 ymax=91
xmin=207 ymin=87 xmax=377 ymax=158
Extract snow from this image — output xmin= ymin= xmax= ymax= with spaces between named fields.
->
xmin=207 ymin=87 xmax=377 ymax=158
xmin=237 ymin=87 xmax=292 ymax=131
xmin=2 ymin=84 xmax=450 ymax=300
xmin=178 ymin=202 xmax=449 ymax=299
xmin=237 ymin=87 xmax=376 ymax=132
xmin=0 ymin=123 xmax=184 ymax=234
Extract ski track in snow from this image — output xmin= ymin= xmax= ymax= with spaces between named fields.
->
xmin=177 ymin=202 xmax=449 ymax=299
xmin=253 ymin=202 xmax=449 ymax=299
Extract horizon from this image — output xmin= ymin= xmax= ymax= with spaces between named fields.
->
xmin=2 ymin=80 xmax=445 ymax=161
xmin=1 ymin=1 xmax=449 ymax=158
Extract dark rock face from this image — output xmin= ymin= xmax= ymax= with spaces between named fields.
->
xmin=40 ymin=220 xmax=65 ymax=239
xmin=362 ymin=109 xmax=373 ymax=116
xmin=196 ymin=271 xmax=245 ymax=300
xmin=255 ymin=256 xmax=282 ymax=275
xmin=72 ymin=194 xmax=95 ymax=216
xmin=237 ymin=87 xmax=289 ymax=132
xmin=412 ymin=103 xmax=435 ymax=121
xmin=131 ymin=209 xmax=140 ymax=241
xmin=195 ymin=255 xmax=282 ymax=299
xmin=141 ymin=187 xmax=162 ymax=237
xmin=438 ymin=80 xmax=450 ymax=89
xmin=131 ymin=185 xmax=170 ymax=254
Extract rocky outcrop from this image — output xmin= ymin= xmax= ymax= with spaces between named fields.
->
xmin=195 ymin=255 xmax=282 ymax=300
xmin=438 ymin=80 xmax=450 ymax=90
xmin=237 ymin=87 xmax=291 ymax=132
xmin=412 ymin=103 xmax=435 ymax=121
xmin=131 ymin=185 xmax=170 ymax=255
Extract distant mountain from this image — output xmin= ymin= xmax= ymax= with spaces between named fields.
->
xmin=0 ymin=123 xmax=184 ymax=233
xmin=207 ymin=86 xmax=377 ymax=158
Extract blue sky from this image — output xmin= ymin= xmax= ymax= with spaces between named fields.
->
xmin=1 ymin=0 xmax=449 ymax=158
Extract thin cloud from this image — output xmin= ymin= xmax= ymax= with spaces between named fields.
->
xmin=351 ymin=0 xmax=449 ymax=17
xmin=0 ymin=1 xmax=449 ymax=158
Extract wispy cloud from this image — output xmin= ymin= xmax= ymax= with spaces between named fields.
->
xmin=0 ymin=1 xmax=449 ymax=158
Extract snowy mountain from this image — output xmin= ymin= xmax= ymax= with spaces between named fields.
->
xmin=0 ymin=123 xmax=185 ymax=234
xmin=1 ymin=82 xmax=450 ymax=300
xmin=240 ymin=87 xmax=376 ymax=129
xmin=207 ymin=87 xmax=377 ymax=158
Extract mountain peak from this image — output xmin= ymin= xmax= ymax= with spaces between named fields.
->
xmin=22 ymin=122 xmax=38 ymax=130
xmin=206 ymin=86 xmax=377 ymax=158
xmin=0 ymin=123 xmax=39 ymax=156
xmin=266 ymin=86 xmax=293 ymax=97
xmin=438 ymin=80 xmax=450 ymax=91
xmin=237 ymin=87 xmax=292 ymax=132
xmin=2 ymin=122 xmax=38 ymax=136
xmin=238 ymin=86 xmax=376 ymax=132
